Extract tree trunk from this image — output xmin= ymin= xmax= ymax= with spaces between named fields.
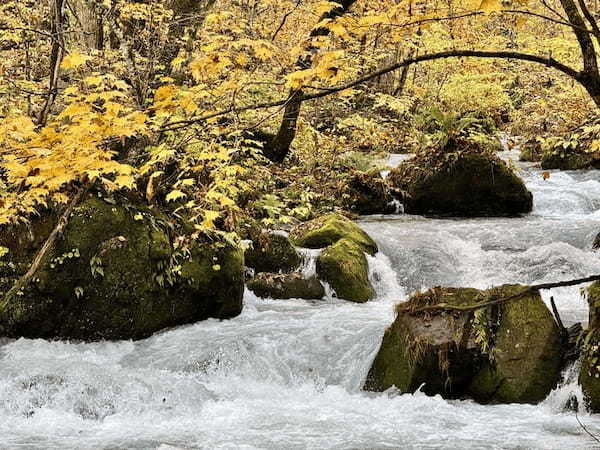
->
xmin=268 ymin=0 xmax=358 ymax=163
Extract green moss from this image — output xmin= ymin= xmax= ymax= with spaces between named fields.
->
xmin=0 ymin=195 xmax=245 ymax=341
xmin=289 ymin=214 xmax=378 ymax=255
xmin=316 ymin=238 xmax=375 ymax=303
xmin=365 ymin=285 xmax=563 ymax=404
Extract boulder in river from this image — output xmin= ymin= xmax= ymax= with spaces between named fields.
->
xmin=245 ymin=231 xmax=301 ymax=274
xmin=0 ymin=194 xmax=245 ymax=341
xmin=247 ymin=272 xmax=324 ymax=300
xmin=541 ymin=149 xmax=600 ymax=170
xmin=365 ymin=285 xmax=564 ymax=403
xmin=579 ymin=281 xmax=600 ymax=412
xmin=289 ymin=213 xmax=378 ymax=255
xmin=316 ymin=238 xmax=375 ymax=303
xmin=341 ymin=171 xmax=396 ymax=215
xmin=387 ymin=147 xmax=533 ymax=217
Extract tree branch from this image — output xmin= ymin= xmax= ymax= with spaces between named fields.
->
xmin=160 ymin=49 xmax=581 ymax=132
xmin=403 ymin=275 xmax=600 ymax=315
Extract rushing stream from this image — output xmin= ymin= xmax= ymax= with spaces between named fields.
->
xmin=2 ymin=150 xmax=600 ymax=449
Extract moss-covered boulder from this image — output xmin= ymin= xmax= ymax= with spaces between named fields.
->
xmin=579 ymin=281 xmax=600 ymax=412
xmin=365 ymin=285 xmax=564 ymax=404
xmin=247 ymin=272 xmax=324 ymax=300
xmin=541 ymin=150 xmax=600 ymax=170
xmin=341 ymin=171 xmax=396 ymax=215
xmin=0 ymin=194 xmax=244 ymax=341
xmin=519 ymin=138 xmax=544 ymax=162
xmin=316 ymin=238 xmax=375 ymax=303
xmin=388 ymin=148 xmax=533 ymax=217
xmin=245 ymin=232 xmax=301 ymax=274
xmin=289 ymin=214 xmax=377 ymax=256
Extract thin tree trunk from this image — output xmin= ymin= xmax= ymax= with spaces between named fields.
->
xmin=269 ymin=0 xmax=358 ymax=162
xmin=37 ymin=0 xmax=65 ymax=126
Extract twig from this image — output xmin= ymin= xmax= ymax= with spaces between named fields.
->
xmin=403 ymin=275 xmax=600 ymax=315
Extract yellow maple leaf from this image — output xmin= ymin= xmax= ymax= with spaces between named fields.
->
xmin=61 ymin=52 xmax=92 ymax=70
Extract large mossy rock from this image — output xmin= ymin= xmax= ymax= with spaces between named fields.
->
xmin=316 ymin=238 xmax=375 ymax=303
xmin=579 ymin=281 xmax=600 ymax=412
xmin=341 ymin=171 xmax=396 ymax=215
xmin=247 ymin=272 xmax=324 ymax=300
xmin=365 ymin=285 xmax=564 ymax=404
xmin=0 ymin=195 xmax=244 ymax=341
xmin=541 ymin=149 xmax=600 ymax=170
xmin=289 ymin=213 xmax=377 ymax=255
xmin=245 ymin=231 xmax=301 ymax=274
xmin=388 ymin=149 xmax=533 ymax=217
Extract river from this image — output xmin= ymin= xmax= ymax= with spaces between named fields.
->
xmin=1 ymin=150 xmax=600 ymax=449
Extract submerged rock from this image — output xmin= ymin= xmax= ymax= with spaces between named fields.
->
xmin=245 ymin=231 xmax=301 ymax=274
xmin=388 ymin=148 xmax=533 ymax=217
xmin=341 ymin=171 xmax=396 ymax=215
xmin=247 ymin=272 xmax=324 ymax=300
xmin=593 ymin=232 xmax=600 ymax=250
xmin=579 ymin=281 xmax=600 ymax=412
xmin=365 ymin=285 xmax=564 ymax=403
xmin=0 ymin=195 xmax=244 ymax=341
xmin=289 ymin=213 xmax=377 ymax=255
xmin=316 ymin=238 xmax=375 ymax=303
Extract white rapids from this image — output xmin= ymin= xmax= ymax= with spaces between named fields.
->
xmin=1 ymin=152 xmax=600 ymax=449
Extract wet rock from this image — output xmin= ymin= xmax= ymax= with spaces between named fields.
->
xmin=579 ymin=281 xmax=600 ymax=412
xmin=519 ymin=138 xmax=544 ymax=162
xmin=341 ymin=171 xmax=396 ymax=215
xmin=247 ymin=272 xmax=324 ymax=300
xmin=541 ymin=150 xmax=600 ymax=170
xmin=388 ymin=148 xmax=533 ymax=217
xmin=245 ymin=232 xmax=301 ymax=274
xmin=0 ymin=195 xmax=244 ymax=341
xmin=289 ymin=213 xmax=378 ymax=256
xmin=365 ymin=285 xmax=564 ymax=403
xmin=316 ymin=238 xmax=375 ymax=303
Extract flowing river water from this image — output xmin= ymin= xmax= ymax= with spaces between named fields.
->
xmin=1 ymin=150 xmax=600 ymax=449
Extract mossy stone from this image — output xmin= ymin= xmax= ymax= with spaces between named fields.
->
xmin=467 ymin=285 xmax=563 ymax=404
xmin=364 ymin=287 xmax=484 ymax=396
xmin=316 ymin=238 xmax=375 ymax=303
xmin=289 ymin=214 xmax=378 ymax=256
xmin=247 ymin=272 xmax=324 ymax=300
xmin=245 ymin=232 xmax=301 ymax=274
xmin=0 ymin=194 xmax=244 ymax=341
xmin=541 ymin=151 xmax=600 ymax=170
xmin=388 ymin=151 xmax=533 ymax=217
xmin=342 ymin=171 xmax=395 ymax=215
xmin=365 ymin=285 xmax=564 ymax=404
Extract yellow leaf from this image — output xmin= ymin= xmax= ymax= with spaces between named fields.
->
xmin=61 ymin=52 xmax=92 ymax=70
xmin=166 ymin=189 xmax=186 ymax=202
xmin=479 ymin=0 xmax=502 ymax=13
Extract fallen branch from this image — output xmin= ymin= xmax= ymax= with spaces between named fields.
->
xmin=404 ymin=275 xmax=600 ymax=315
xmin=1 ymin=188 xmax=86 ymax=307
